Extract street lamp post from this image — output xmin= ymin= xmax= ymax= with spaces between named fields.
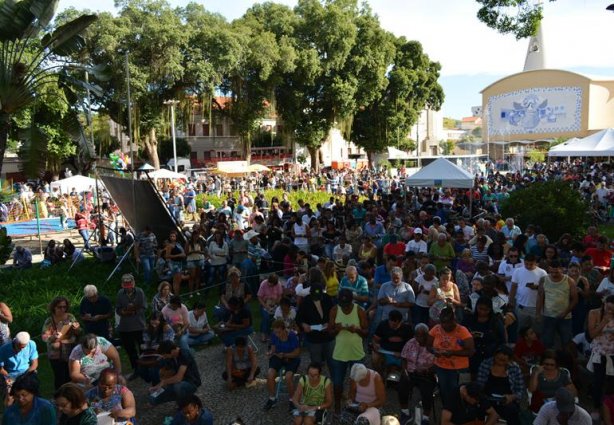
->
xmin=164 ymin=100 xmax=179 ymax=172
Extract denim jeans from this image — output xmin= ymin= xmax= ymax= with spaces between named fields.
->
xmin=148 ymin=381 xmax=197 ymax=405
xmin=219 ymin=327 xmax=254 ymax=347
xmin=260 ymin=306 xmax=274 ymax=335
xmin=79 ymin=229 xmax=91 ymax=250
xmin=435 ymin=366 xmax=468 ymax=406
xmin=541 ymin=316 xmax=573 ymax=349
xmin=179 ymin=331 xmax=215 ymax=351
xmin=140 ymin=255 xmax=156 ymax=285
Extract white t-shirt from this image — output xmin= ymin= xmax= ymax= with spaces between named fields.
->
xmin=405 ymin=239 xmax=427 ymax=254
xmin=534 ymin=400 xmax=592 ymax=425
xmin=497 ymin=260 xmax=524 ymax=292
xmin=414 ymin=275 xmax=438 ymax=308
xmin=597 ymin=278 xmax=614 ymax=302
xmin=511 ymin=266 xmax=547 ymax=308
xmin=188 ymin=310 xmax=209 ymax=335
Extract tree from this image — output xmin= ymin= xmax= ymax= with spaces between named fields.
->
xmin=439 ymin=139 xmax=455 ymax=155
xmin=82 ymin=0 xmax=191 ymax=169
xmin=221 ymin=3 xmax=297 ymax=163
xmin=0 ymin=0 xmax=97 ymax=175
xmin=351 ymin=38 xmax=444 ymax=166
xmin=443 ymin=117 xmax=458 ymax=129
xmin=277 ymin=0 xmax=404 ymax=171
xmin=157 ymin=137 xmax=190 ymax=164
xmin=471 ymin=126 xmax=482 ymax=138
xmin=475 ymin=0 xmax=554 ymax=39
xmin=500 ymin=180 xmax=586 ymax=240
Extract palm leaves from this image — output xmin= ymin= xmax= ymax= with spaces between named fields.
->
xmin=0 ymin=0 xmax=97 ymax=174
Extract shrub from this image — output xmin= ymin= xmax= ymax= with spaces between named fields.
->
xmin=499 ymin=180 xmax=587 ymax=241
xmin=196 ymin=189 xmax=353 ymax=210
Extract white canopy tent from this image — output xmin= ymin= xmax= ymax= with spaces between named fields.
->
xmin=406 ymin=157 xmax=474 ymax=188
xmin=50 ymin=175 xmax=101 ymax=194
xmin=548 ymin=129 xmax=614 ymax=157
xmin=148 ymin=169 xmax=187 ymax=180
xmin=406 ymin=157 xmax=475 ymax=217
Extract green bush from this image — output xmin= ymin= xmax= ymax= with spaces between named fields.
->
xmin=500 ymin=180 xmax=587 ymax=240
xmin=196 ymin=189 xmax=349 ymax=210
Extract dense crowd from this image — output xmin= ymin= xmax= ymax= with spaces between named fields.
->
xmin=4 ymin=159 xmax=614 ymax=425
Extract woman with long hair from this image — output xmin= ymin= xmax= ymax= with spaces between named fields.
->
xmin=42 ymin=297 xmax=81 ymax=390
xmin=165 ymin=230 xmax=186 ymax=295
xmin=185 ymin=228 xmax=207 ymax=293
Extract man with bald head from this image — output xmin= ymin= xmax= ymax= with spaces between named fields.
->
xmin=339 ymin=266 xmax=370 ymax=305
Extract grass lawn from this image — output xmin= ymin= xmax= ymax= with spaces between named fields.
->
xmin=0 ymin=257 xmax=265 ymax=399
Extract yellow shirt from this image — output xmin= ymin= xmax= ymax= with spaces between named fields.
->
xmin=326 ymin=275 xmax=339 ymax=297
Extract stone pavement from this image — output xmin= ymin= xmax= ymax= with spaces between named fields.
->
xmin=132 ymin=339 xmax=403 ymax=425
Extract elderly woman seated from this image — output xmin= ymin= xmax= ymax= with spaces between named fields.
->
xmin=85 ymin=368 xmax=136 ymax=423
xmin=69 ymin=334 xmax=122 ymax=387
xmin=346 ymin=363 xmax=386 ymax=425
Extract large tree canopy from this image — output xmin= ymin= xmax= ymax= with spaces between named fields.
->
xmin=475 ymin=0 xmax=554 ymax=39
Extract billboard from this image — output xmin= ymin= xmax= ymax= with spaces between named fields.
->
xmin=486 ymin=86 xmax=583 ymax=137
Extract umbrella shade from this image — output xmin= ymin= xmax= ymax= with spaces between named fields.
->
xmin=50 ymin=175 xmax=103 ymax=194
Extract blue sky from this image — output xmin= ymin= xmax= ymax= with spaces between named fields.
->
xmin=59 ymin=0 xmax=614 ymax=119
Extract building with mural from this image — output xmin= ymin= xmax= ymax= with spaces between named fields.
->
xmin=480 ymin=23 xmax=614 ymax=147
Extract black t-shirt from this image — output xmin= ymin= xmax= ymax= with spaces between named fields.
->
xmin=444 ymin=391 xmax=492 ymax=424
xmin=229 ymin=307 xmax=252 ymax=328
xmin=79 ymin=296 xmax=113 ymax=336
xmin=374 ymin=320 xmax=413 ymax=352
xmin=165 ymin=348 xmax=201 ymax=388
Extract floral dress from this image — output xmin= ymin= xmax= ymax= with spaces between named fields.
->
xmin=85 ymin=384 xmax=136 ymax=424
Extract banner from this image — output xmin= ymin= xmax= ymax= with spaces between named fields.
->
xmin=487 ymin=86 xmax=583 ymax=137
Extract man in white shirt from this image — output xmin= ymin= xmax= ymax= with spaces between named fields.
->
xmin=405 ymin=228 xmax=427 ymax=255
xmin=501 ymin=218 xmax=522 ymax=246
xmin=534 ymin=388 xmax=591 ymax=425
xmin=180 ymin=301 xmax=215 ymax=350
xmin=509 ymin=253 xmax=547 ymax=334
xmin=497 ymin=248 xmax=524 ymax=292
xmin=332 ymin=237 xmax=353 ymax=262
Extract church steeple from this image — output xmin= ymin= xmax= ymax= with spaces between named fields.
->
xmin=523 ymin=2 xmax=547 ymax=71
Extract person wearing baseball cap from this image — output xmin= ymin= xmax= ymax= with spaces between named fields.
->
xmin=405 ymin=228 xmax=427 ymax=255
xmin=534 ymin=387 xmax=591 ymax=425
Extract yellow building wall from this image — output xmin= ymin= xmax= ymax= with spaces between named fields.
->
xmin=480 ymin=69 xmax=614 ymax=142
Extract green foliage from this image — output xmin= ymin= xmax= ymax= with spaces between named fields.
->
xmin=196 ymin=189 xmax=359 ymax=210
xmin=500 ymin=180 xmax=587 ymax=240
xmin=0 ymin=227 xmax=13 ymax=265
xmin=439 ymin=140 xmax=455 ymax=155
xmin=471 ymin=126 xmax=482 ymax=138
xmin=0 ymin=0 xmax=97 ymax=174
xmin=157 ymin=138 xmax=191 ymax=163
xmin=527 ymin=148 xmax=546 ymax=164
xmin=475 ymin=0 xmax=554 ymax=39
xmin=351 ymin=37 xmax=444 ymax=158
xmin=443 ymin=117 xmax=458 ymax=129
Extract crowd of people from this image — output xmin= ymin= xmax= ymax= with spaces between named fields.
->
xmin=5 ymin=159 xmax=614 ymax=425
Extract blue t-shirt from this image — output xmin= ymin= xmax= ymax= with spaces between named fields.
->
xmin=270 ymin=330 xmax=299 ymax=354
xmin=0 ymin=341 xmax=38 ymax=378
xmin=373 ymin=265 xmax=391 ymax=287
xmin=171 ymin=408 xmax=213 ymax=425
xmin=2 ymin=397 xmax=56 ymax=425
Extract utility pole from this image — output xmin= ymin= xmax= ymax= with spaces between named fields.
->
xmin=125 ymin=51 xmax=134 ymax=171
xmin=164 ymin=100 xmax=180 ymax=172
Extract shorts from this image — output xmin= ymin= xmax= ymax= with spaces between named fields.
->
xmin=169 ymin=261 xmax=183 ymax=274
xmin=269 ymin=355 xmax=300 ymax=373
xmin=186 ymin=259 xmax=204 ymax=270
xmin=292 ymin=409 xmax=324 ymax=421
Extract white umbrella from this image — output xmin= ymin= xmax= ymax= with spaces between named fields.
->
xmin=50 ymin=175 xmax=103 ymax=194
xmin=138 ymin=163 xmax=154 ymax=170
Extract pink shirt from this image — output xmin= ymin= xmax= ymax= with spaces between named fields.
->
xmin=161 ymin=304 xmax=189 ymax=327
xmin=257 ymin=280 xmax=283 ymax=301
xmin=401 ymin=338 xmax=435 ymax=373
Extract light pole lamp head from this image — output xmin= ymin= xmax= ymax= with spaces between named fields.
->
xmin=608 ymin=4 xmax=614 ymax=11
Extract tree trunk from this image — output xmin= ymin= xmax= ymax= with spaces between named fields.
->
xmin=308 ymin=146 xmax=319 ymax=172
xmin=366 ymin=150 xmax=374 ymax=170
xmin=143 ymin=127 xmax=161 ymax=169
xmin=0 ymin=113 xmax=10 ymax=177
xmin=243 ymin=133 xmax=251 ymax=164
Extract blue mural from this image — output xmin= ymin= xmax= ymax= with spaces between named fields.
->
xmin=487 ymin=87 xmax=582 ymax=136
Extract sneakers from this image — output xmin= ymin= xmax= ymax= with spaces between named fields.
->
xmin=263 ymin=398 xmax=277 ymax=411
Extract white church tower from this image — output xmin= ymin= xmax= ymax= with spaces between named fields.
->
xmin=523 ymin=2 xmax=547 ymax=71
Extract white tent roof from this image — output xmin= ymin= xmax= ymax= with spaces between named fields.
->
xmin=148 ymin=169 xmax=187 ymax=180
xmin=548 ymin=129 xmax=614 ymax=157
xmin=387 ymin=146 xmax=412 ymax=160
xmin=406 ymin=157 xmax=474 ymax=188
xmin=50 ymin=175 xmax=100 ymax=194
xmin=138 ymin=163 xmax=154 ymax=170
